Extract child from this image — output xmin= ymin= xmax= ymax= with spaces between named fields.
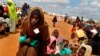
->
xmin=47 ymin=36 xmax=60 ymax=56
xmin=70 ymin=44 xmax=79 ymax=56
xmin=52 ymin=30 xmax=64 ymax=45
xmin=78 ymin=43 xmax=92 ymax=56
xmin=60 ymin=40 xmax=72 ymax=56
xmin=71 ymin=24 xmax=77 ymax=39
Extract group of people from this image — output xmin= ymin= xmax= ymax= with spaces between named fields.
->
xmin=17 ymin=7 xmax=100 ymax=56
xmin=16 ymin=4 xmax=86 ymax=56
xmin=70 ymin=16 xmax=100 ymax=55
xmin=0 ymin=4 xmax=10 ymax=35
xmin=52 ymin=14 xmax=71 ymax=27
xmin=0 ymin=2 xmax=30 ymax=35
xmin=0 ymin=1 xmax=100 ymax=56
xmin=51 ymin=14 xmax=100 ymax=56
xmin=0 ymin=1 xmax=19 ymax=35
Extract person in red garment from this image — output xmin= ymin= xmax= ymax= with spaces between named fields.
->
xmin=71 ymin=24 xmax=77 ymax=39
xmin=17 ymin=7 xmax=50 ymax=56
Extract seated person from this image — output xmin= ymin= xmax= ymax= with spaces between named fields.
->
xmin=47 ymin=36 xmax=60 ymax=56
xmin=0 ymin=17 xmax=6 ymax=35
xmin=78 ymin=43 xmax=92 ymax=56
xmin=60 ymin=39 xmax=72 ymax=56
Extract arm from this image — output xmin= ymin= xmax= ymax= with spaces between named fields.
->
xmin=39 ymin=22 xmax=50 ymax=44
xmin=39 ymin=22 xmax=50 ymax=56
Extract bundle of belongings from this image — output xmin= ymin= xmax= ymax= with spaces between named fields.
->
xmin=76 ymin=29 xmax=87 ymax=43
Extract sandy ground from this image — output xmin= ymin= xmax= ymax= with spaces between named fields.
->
xmin=0 ymin=14 xmax=72 ymax=56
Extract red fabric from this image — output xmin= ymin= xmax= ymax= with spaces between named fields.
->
xmin=71 ymin=27 xmax=76 ymax=33
xmin=4 ymin=6 xmax=9 ymax=13
xmin=47 ymin=36 xmax=56 ymax=54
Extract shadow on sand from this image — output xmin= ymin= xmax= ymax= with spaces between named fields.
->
xmin=0 ymin=34 xmax=9 ymax=39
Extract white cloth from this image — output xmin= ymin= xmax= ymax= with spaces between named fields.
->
xmin=0 ymin=17 xmax=6 ymax=23
xmin=9 ymin=18 xmax=16 ymax=33
xmin=57 ymin=16 xmax=62 ymax=22
xmin=56 ymin=36 xmax=64 ymax=45
xmin=33 ymin=28 xmax=40 ymax=34
xmin=90 ymin=29 xmax=98 ymax=35
xmin=55 ymin=46 xmax=60 ymax=54
xmin=4 ymin=18 xmax=10 ymax=24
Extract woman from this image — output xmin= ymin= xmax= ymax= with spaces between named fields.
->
xmin=75 ymin=16 xmax=83 ymax=29
xmin=64 ymin=14 xmax=68 ymax=22
xmin=7 ymin=1 xmax=18 ymax=33
xmin=52 ymin=16 xmax=57 ymax=27
xmin=17 ymin=7 xmax=50 ymax=56
xmin=0 ymin=5 xmax=6 ymax=35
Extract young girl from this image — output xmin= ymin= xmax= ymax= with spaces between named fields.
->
xmin=17 ymin=7 xmax=50 ymax=56
xmin=47 ymin=36 xmax=57 ymax=56
xmin=52 ymin=30 xmax=64 ymax=45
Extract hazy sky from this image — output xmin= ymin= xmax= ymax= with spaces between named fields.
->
xmin=1 ymin=0 xmax=100 ymax=21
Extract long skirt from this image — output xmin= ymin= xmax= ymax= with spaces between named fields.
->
xmin=16 ymin=43 xmax=46 ymax=56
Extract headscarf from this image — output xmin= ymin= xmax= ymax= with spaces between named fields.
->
xmin=47 ymin=36 xmax=56 ymax=54
xmin=78 ymin=43 xmax=92 ymax=56
xmin=21 ymin=7 xmax=49 ymax=42
xmin=49 ymin=36 xmax=56 ymax=46
xmin=27 ymin=7 xmax=44 ymax=27
xmin=21 ymin=7 xmax=50 ymax=56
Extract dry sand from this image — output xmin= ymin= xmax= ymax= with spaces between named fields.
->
xmin=0 ymin=14 xmax=72 ymax=56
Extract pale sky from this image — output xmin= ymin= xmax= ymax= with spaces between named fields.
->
xmin=2 ymin=0 xmax=100 ymax=21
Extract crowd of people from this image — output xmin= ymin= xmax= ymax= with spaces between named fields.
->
xmin=51 ymin=14 xmax=100 ymax=56
xmin=49 ymin=10 xmax=100 ymax=56
xmin=0 ymin=1 xmax=100 ymax=56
